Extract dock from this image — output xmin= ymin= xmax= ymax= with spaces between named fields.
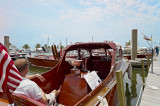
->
xmin=140 ymin=60 xmax=160 ymax=106
xmin=129 ymin=58 xmax=151 ymax=68
xmin=129 ymin=58 xmax=148 ymax=68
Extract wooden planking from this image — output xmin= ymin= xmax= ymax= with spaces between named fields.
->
xmin=140 ymin=61 xmax=160 ymax=106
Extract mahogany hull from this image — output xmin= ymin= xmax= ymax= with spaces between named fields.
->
xmin=0 ymin=42 xmax=131 ymax=106
xmin=31 ymin=42 xmax=131 ymax=106
xmin=28 ymin=57 xmax=59 ymax=68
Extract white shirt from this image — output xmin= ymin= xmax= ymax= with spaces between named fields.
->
xmin=14 ymin=77 xmax=42 ymax=100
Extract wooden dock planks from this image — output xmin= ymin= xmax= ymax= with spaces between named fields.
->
xmin=140 ymin=61 xmax=160 ymax=106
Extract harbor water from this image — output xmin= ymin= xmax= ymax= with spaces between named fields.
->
xmin=28 ymin=63 xmax=148 ymax=106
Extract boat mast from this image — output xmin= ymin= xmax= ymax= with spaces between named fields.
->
xmin=47 ymin=36 xmax=49 ymax=51
xmin=66 ymin=38 xmax=68 ymax=47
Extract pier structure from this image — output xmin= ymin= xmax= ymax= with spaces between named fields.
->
xmin=4 ymin=36 xmax=10 ymax=52
xmin=129 ymin=29 xmax=151 ymax=68
xmin=129 ymin=58 xmax=150 ymax=68
xmin=131 ymin=29 xmax=137 ymax=60
xmin=140 ymin=59 xmax=160 ymax=106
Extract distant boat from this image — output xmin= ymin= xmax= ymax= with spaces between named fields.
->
xmin=27 ymin=55 xmax=59 ymax=68
xmin=123 ymin=54 xmax=147 ymax=60
xmin=10 ymin=52 xmax=28 ymax=61
xmin=123 ymin=45 xmax=152 ymax=60
xmin=28 ymin=44 xmax=61 ymax=68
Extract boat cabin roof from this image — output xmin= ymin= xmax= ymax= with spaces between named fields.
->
xmin=64 ymin=42 xmax=116 ymax=51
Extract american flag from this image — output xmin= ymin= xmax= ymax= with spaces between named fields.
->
xmin=0 ymin=43 xmax=22 ymax=93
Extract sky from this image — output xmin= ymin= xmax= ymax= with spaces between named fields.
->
xmin=0 ymin=0 xmax=160 ymax=49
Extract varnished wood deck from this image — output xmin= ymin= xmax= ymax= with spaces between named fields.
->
xmin=140 ymin=60 xmax=160 ymax=106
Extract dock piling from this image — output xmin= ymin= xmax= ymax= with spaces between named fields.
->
xmin=131 ymin=29 xmax=137 ymax=60
xmin=116 ymin=70 xmax=126 ymax=106
xmin=4 ymin=36 xmax=9 ymax=52
xmin=151 ymin=49 xmax=154 ymax=73
xmin=147 ymin=56 xmax=150 ymax=69
xmin=141 ymin=60 xmax=145 ymax=84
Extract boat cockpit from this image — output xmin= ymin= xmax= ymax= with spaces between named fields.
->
xmin=57 ymin=45 xmax=115 ymax=105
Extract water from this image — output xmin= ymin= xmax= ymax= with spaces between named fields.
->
xmin=27 ymin=52 xmax=52 ymax=75
xmin=124 ymin=68 xmax=149 ymax=106
xmin=28 ymin=64 xmax=149 ymax=106
xmin=28 ymin=63 xmax=51 ymax=75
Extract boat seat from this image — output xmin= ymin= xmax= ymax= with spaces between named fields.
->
xmin=12 ymin=93 xmax=46 ymax=106
xmin=91 ymin=60 xmax=111 ymax=79
xmin=58 ymin=74 xmax=91 ymax=106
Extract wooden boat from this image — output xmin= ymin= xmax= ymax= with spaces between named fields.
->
xmin=28 ymin=45 xmax=60 ymax=68
xmin=28 ymin=55 xmax=59 ymax=68
xmin=123 ymin=46 xmax=152 ymax=60
xmin=10 ymin=52 xmax=28 ymax=61
xmin=123 ymin=54 xmax=147 ymax=60
xmin=0 ymin=42 xmax=131 ymax=106
xmin=31 ymin=41 xmax=130 ymax=106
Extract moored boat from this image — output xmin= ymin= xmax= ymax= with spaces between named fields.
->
xmin=30 ymin=41 xmax=131 ymax=106
xmin=28 ymin=55 xmax=59 ymax=68
xmin=123 ymin=46 xmax=152 ymax=60
xmin=0 ymin=41 xmax=131 ymax=106
xmin=9 ymin=52 xmax=28 ymax=61
xmin=123 ymin=54 xmax=147 ymax=60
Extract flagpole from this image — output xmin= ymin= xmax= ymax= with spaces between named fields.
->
xmin=151 ymin=34 xmax=153 ymax=49
xmin=5 ymin=85 xmax=13 ymax=104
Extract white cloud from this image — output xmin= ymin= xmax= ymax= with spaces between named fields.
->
xmin=61 ymin=0 xmax=160 ymax=26
xmin=0 ymin=7 xmax=11 ymax=32
xmin=57 ymin=0 xmax=160 ymax=46
xmin=79 ymin=0 xmax=92 ymax=6
xmin=32 ymin=0 xmax=65 ymax=7
xmin=0 ymin=0 xmax=160 ymax=47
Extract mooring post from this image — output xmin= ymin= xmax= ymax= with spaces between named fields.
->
xmin=147 ymin=56 xmax=150 ymax=69
xmin=151 ymin=48 xmax=154 ymax=73
xmin=131 ymin=29 xmax=137 ymax=60
xmin=4 ymin=36 xmax=9 ymax=52
xmin=116 ymin=70 xmax=126 ymax=106
xmin=141 ymin=60 xmax=145 ymax=84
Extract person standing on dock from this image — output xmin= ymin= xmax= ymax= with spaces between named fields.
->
xmin=29 ymin=51 xmax=31 ymax=57
xmin=155 ymin=46 xmax=159 ymax=56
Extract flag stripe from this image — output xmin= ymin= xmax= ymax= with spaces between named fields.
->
xmin=8 ymin=73 xmax=21 ymax=83
xmin=0 ymin=52 xmax=10 ymax=91
xmin=8 ymin=76 xmax=21 ymax=84
xmin=2 ymin=54 xmax=12 ymax=91
xmin=7 ymin=84 xmax=16 ymax=92
xmin=10 ymin=66 xmax=21 ymax=78
xmin=7 ymin=82 xmax=17 ymax=89
xmin=0 ymin=50 xmax=6 ymax=80
xmin=0 ymin=48 xmax=5 ymax=61
xmin=9 ymin=89 xmax=13 ymax=93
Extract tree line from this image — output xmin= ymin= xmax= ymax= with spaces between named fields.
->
xmin=22 ymin=43 xmax=64 ymax=50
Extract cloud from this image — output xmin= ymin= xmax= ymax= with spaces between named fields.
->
xmin=58 ymin=0 xmax=160 ymax=46
xmin=0 ymin=7 xmax=11 ymax=32
xmin=60 ymin=0 xmax=160 ymax=28
xmin=79 ymin=0 xmax=92 ymax=6
xmin=0 ymin=0 xmax=160 ymax=48
xmin=32 ymin=0 xmax=65 ymax=7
